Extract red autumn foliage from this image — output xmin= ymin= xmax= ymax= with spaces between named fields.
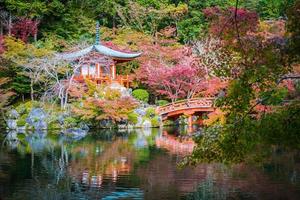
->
xmin=201 ymin=78 xmax=228 ymax=97
xmin=281 ymin=80 xmax=295 ymax=92
xmin=136 ymin=39 xmax=228 ymax=101
xmin=11 ymin=18 xmax=39 ymax=42
xmin=72 ymin=96 xmax=138 ymax=122
xmin=203 ymin=6 xmax=259 ymax=39
xmin=0 ymin=36 xmax=4 ymax=54
xmin=141 ymin=64 xmax=205 ymax=102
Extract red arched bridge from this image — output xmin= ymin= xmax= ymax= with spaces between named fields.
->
xmin=156 ymin=98 xmax=215 ymax=127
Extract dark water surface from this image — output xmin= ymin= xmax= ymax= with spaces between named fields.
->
xmin=1 ymin=128 xmax=300 ymax=200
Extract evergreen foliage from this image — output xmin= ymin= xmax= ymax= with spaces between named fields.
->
xmin=132 ymin=89 xmax=149 ymax=103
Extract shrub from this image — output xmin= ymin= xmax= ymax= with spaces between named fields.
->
xmin=128 ymin=112 xmax=139 ymax=124
xmin=64 ymin=117 xmax=78 ymax=128
xmin=151 ymin=116 xmax=160 ymax=127
xmin=157 ymin=100 xmax=169 ymax=106
xmin=16 ymin=114 xmax=27 ymax=126
xmin=132 ymin=89 xmax=149 ymax=103
xmin=145 ymin=107 xmax=156 ymax=118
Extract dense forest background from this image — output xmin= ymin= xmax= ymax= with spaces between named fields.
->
xmin=0 ymin=0 xmax=295 ymax=43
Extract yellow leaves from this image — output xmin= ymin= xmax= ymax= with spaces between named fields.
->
xmin=3 ymin=37 xmax=27 ymax=60
xmin=164 ymin=3 xmax=188 ymax=19
xmin=2 ymin=36 xmax=52 ymax=64
xmin=203 ymin=109 xmax=226 ymax=126
xmin=83 ymin=79 xmax=122 ymax=100
xmin=109 ymin=28 xmax=153 ymax=50
xmin=0 ymin=77 xmax=15 ymax=109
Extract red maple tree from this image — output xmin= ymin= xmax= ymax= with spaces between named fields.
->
xmin=11 ymin=18 xmax=39 ymax=42
xmin=0 ymin=36 xmax=4 ymax=54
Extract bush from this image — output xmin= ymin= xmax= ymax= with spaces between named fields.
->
xmin=132 ymin=89 xmax=149 ymax=103
xmin=16 ymin=114 xmax=27 ymax=126
xmin=157 ymin=100 xmax=169 ymax=106
xmin=145 ymin=107 xmax=156 ymax=118
xmin=151 ymin=116 xmax=160 ymax=127
xmin=64 ymin=117 xmax=78 ymax=128
xmin=128 ymin=112 xmax=139 ymax=124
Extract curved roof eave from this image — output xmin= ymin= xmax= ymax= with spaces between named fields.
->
xmin=57 ymin=45 xmax=142 ymax=60
xmin=58 ymin=46 xmax=94 ymax=60
xmin=94 ymin=45 xmax=142 ymax=59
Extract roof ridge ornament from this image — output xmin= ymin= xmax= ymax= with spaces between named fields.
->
xmin=95 ymin=21 xmax=101 ymax=45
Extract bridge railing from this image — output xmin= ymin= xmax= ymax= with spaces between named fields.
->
xmin=156 ymin=97 xmax=215 ymax=115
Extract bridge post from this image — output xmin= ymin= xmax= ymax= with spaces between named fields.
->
xmin=187 ymin=115 xmax=193 ymax=127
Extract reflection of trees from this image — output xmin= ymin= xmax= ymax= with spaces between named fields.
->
xmin=2 ymin=128 xmax=300 ymax=199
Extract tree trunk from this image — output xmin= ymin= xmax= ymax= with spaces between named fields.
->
xmin=30 ymin=80 xmax=34 ymax=101
xmin=8 ymin=12 xmax=12 ymax=36
xmin=113 ymin=15 xmax=116 ymax=36
xmin=0 ymin=23 xmax=3 ymax=36
xmin=34 ymin=32 xmax=37 ymax=42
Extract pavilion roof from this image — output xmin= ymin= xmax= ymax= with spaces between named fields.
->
xmin=58 ymin=44 xmax=142 ymax=61
xmin=58 ymin=21 xmax=142 ymax=61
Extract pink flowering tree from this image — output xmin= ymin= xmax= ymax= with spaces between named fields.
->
xmin=140 ymin=63 xmax=206 ymax=102
xmin=0 ymin=36 xmax=4 ymax=54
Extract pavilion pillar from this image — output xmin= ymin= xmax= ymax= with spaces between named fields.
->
xmin=95 ymin=63 xmax=99 ymax=77
xmin=111 ymin=63 xmax=116 ymax=80
xmin=188 ymin=115 xmax=193 ymax=127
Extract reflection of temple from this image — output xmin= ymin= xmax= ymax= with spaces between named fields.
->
xmin=68 ymin=138 xmax=133 ymax=187
xmin=59 ymin=22 xmax=141 ymax=88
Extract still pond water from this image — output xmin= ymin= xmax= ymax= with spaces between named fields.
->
xmin=1 ymin=127 xmax=300 ymax=200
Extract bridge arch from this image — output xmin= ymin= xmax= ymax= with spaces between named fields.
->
xmin=156 ymin=98 xmax=215 ymax=127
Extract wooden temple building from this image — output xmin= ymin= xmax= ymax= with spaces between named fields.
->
xmin=59 ymin=22 xmax=142 ymax=88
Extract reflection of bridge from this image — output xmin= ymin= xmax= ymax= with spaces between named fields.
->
xmin=156 ymin=98 xmax=215 ymax=127
xmin=156 ymin=132 xmax=195 ymax=154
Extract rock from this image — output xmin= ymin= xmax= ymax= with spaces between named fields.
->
xmin=99 ymin=119 xmax=113 ymax=128
xmin=134 ymin=108 xmax=146 ymax=116
xmin=26 ymin=108 xmax=48 ymax=130
xmin=142 ymin=119 xmax=151 ymax=128
xmin=78 ymin=122 xmax=90 ymax=131
xmin=7 ymin=119 xmax=17 ymax=130
xmin=118 ymin=124 xmax=127 ymax=129
xmin=135 ymin=116 xmax=143 ymax=127
xmin=57 ymin=114 xmax=65 ymax=125
xmin=107 ymin=82 xmax=131 ymax=97
xmin=8 ymin=109 xmax=19 ymax=119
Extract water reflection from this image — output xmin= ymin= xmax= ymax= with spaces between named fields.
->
xmin=1 ymin=128 xmax=300 ymax=199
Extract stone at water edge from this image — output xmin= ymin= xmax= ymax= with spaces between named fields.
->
xmin=142 ymin=119 xmax=151 ymax=128
xmin=134 ymin=107 xmax=146 ymax=116
xmin=78 ymin=122 xmax=90 ymax=131
xmin=8 ymin=109 xmax=19 ymax=119
xmin=26 ymin=108 xmax=48 ymax=130
xmin=6 ymin=119 xmax=17 ymax=130
xmin=135 ymin=116 xmax=143 ymax=127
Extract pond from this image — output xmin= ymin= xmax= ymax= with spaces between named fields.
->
xmin=1 ymin=128 xmax=300 ymax=200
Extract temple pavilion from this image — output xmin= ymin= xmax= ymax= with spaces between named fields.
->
xmin=59 ymin=22 xmax=142 ymax=88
